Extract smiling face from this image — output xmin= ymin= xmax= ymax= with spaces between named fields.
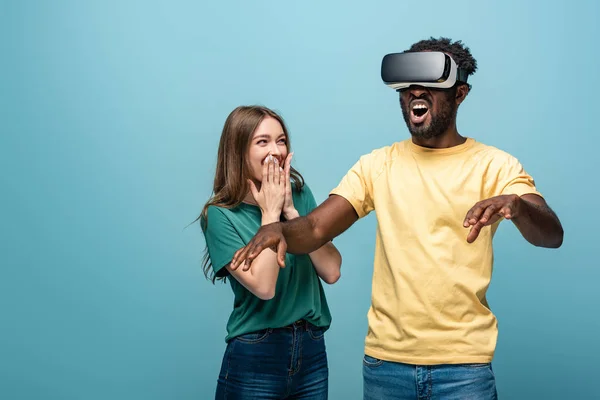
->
xmin=247 ymin=116 xmax=288 ymax=183
xmin=399 ymin=85 xmax=458 ymax=140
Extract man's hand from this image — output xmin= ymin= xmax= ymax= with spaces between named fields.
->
xmin=231 ymin=223 xmax=288 ymax=271
xmin=463 ymin=194 xmax=522 ymax=243
xmin=231 ymin=194 xmax=360 ymax=272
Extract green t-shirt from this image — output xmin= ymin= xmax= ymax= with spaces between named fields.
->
xmin=202 ymin=185 xmax=332 ymax=342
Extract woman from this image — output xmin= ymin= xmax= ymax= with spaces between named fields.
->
xmin=200 ymin=105 xmax=342 ymax=399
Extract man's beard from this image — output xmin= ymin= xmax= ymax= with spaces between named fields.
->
xmin=400 ymin=92 xmax=457 ymax=140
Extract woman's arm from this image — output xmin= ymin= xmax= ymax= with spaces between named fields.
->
xmin=225 ymin=155 xmax=286 ymax=300
xmin=225 ymin=214 xmax=281 ymax=300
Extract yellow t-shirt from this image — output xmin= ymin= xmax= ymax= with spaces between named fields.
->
xmin=330 ymin=138 xmax=541 ymax=365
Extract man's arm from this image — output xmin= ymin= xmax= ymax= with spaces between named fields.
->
xmin=282 ymin=208 xmax=343 ymax=284
xmin=282 ymin=194 xmax=359 ymax=253
xmin=231 ymin=195 xmax=358 ymax=270
xmin=511 ymin=194 xmax=563 ymax=248
xmin=464 ymin=193 xmax=564 ymax=248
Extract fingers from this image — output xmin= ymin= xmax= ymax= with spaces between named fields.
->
xmin=276 ymin=239 xmax=287 ymax=268
xmin=273 ymin=156 xmax=280 ymax=185
xmin=465 ymin=204 xmax=499 ymax=243
xmin=284 ymin=153 xmax=293 ymax=187
xmin=466 ymin=212 xmax=491 ymax=243
xmin=262 ymin=155 xmax=270 ymax=184
xmin=242 ymin=244 xmax=262 ymax=271
xmin=242 ymin=257 xmax=252 ymax=271
xmin=231 ymin=242 xmax=260 ymax=271
xmin=285 ymin=153 xmax=292 ymax=177
xmin=268 ymin=156 xmax=275 ymax=183
xmin=464 ymin=195 xmax=518 ymax=243
xmin=241 ymin=238 xmax=264 ymax=271
xmin=466 ymin=224 xmax=482 ymax=243
xmin=231 ymin=233 xmax=265 ymax=270
xmin=230 ymin=247 xmax=247 ymax=270
xmin=478 ymin=205 xmax=497 ymax=225
xmin=464 ymin=202 xmax=486 ymax=227
xmin=499 ymin=205 xmax=513 ymax=220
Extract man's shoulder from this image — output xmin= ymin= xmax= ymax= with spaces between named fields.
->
xmin=469 ymin=139 xmax=519 ymax=163
xmin=360 ymin=141 xmax=407 ymax=163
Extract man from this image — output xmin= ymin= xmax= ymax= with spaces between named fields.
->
xmin=230 ymin=37 xmax=564 ymax=399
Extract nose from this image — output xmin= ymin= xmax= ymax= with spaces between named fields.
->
xmin=267 ymin=142 xmax=282 ymax=159
xmin=406 ymin=85 xmax=428 ymax=98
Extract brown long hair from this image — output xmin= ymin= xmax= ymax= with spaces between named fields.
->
xmin=199 ymin=105 xmax=304 ymax=282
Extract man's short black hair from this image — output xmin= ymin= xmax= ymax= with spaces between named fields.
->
xmin=405 ymin=37 xmax=478 ymax=87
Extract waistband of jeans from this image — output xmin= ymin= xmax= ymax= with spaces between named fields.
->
xmin=277 ymin=319 xmax=312 ymax=330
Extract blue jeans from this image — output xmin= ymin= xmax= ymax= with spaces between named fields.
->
xmin=215 ymin=320 xmax=328 ymax=399
xmin=363 ymin=355 xmax=498 ymax=400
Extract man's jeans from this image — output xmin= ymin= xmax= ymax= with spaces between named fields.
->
xmin=363 ymin=354 xmax=498 ymax=400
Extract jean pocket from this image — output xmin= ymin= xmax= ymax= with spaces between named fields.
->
xmin=307 ymin=326 xmax=326 ymax=341
xmin=234 ymin=329 xmax=272 ymax=344
xmin=458 ymin=363 xmax=495 ymax=381
xmin=363 ymin=354 xmax=384 ymax=368
xmin=460 ymin=363 xmax=491 ymax=368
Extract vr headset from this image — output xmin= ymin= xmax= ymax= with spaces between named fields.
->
xmin=381 ymin=51 xmax=469 ymax=91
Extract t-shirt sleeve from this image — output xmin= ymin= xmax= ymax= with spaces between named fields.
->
xmin=329 ymin=154 xmax=375 ymax=218
xmin=203 ymin=206 xmax=245 ymax=277
xmin=497 ymin=154 xmax=543 ymax=198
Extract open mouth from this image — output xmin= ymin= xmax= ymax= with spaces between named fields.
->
xmin=413 ymin=104 xmax=428 ymax=117
xmin=410 ymin=101 xmax=430 ymax=124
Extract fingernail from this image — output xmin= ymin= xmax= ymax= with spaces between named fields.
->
xmin=280 ymin=167 xmax=283 ymax=172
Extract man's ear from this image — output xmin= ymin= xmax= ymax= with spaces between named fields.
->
xmin=456 ymin=84 xmax=469 ymax=106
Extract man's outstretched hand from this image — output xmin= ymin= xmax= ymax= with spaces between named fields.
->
xmin=464 ymin=194 xmax=522 ymax=243
xmin=230 ymin=223 xmax=288 ymax=271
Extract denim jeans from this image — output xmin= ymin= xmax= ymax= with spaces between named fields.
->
xmin=215 ymin=320 xmax=328 ymax=399
xmin=363 ymin=355 xmax=498 ymax=400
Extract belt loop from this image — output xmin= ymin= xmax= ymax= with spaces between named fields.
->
xmin=289 ymin=319 xmax=309 ymax=330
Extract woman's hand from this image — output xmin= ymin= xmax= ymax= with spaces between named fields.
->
xmin=281 ymin=153 xmax=300 ymax=220
xmin=249 ymin=154 xmax=286 ymax=225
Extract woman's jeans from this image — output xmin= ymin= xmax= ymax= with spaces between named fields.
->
xmin=216 ymin=320 xmax=328 ymax=399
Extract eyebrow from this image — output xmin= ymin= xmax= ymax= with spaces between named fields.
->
xmin=254 ymin=133 xmax=286 ymax=140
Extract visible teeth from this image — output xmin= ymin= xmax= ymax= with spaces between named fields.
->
xmin=413 ymin=104 xmax=428 ymax=110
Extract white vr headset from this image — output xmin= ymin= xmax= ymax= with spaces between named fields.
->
xmin=381 ymin=51 xmax=469 ymax=91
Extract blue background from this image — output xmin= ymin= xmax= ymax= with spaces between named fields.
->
xmin=2 ymin=1 xmax=598 ymax=399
